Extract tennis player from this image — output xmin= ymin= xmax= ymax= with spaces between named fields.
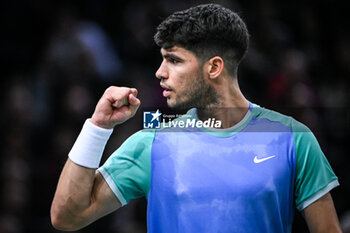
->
xmin=51 ymin=4 xmax=341 ymax=232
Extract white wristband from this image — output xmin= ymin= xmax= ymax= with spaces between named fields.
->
xmin=68 ymin=119 xmax=113 ymax=169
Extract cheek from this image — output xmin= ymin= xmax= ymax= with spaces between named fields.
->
xmin=170 ymin=64 xmax=200 ymax=92
xmin=169 ymin=69 xmax=186 ymax=89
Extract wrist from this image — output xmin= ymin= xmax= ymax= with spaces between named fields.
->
xmin=68 ymin=119 xmax=113 ymax=168
xmin=90 ymin=117 xmax=115 ymax=129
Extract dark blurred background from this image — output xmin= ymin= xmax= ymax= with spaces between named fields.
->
xmin=0 ymin=0 xmax=349 ymax=232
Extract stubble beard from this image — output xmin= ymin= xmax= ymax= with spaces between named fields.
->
xmin=168 ymin=69 xmax=218 ymax=110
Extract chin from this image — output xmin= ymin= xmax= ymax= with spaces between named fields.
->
xmin=168 ymin=101 xmax=192 ymax=110
xmin=167 ymin=101 xmax=177 ymax=109
xmin=165 ymin=97 xmax=176 ymax=108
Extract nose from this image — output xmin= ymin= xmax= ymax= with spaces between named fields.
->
xmin=155 ymin=60 xmax=168 ymax=80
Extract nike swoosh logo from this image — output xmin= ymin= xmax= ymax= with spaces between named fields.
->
xmin=254 ymin=155 xmax=276 ymax=163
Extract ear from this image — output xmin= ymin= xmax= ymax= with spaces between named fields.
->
xmin=206 ymin=56 xmax=224 ymax=79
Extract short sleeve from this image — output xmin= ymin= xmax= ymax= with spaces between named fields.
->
xmin=293 ymin=121 xmax=339 ymax=210
xmin=98 ymin=130 xmax=155 ymax=206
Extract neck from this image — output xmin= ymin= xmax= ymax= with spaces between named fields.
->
xmin=197 ymin=77 xmax=250 ymax=128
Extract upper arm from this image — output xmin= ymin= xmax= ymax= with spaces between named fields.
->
xmin=78 ymin=130 xmax=153 ymax=228
xmin=302 ymin=192 xmax=342 ymax=233
xmin=292 ymin=122 xmax=341 ymax=232
xmin=91 ymin=171 xmax=122 ymax=216
xmin=77 ymin=171 xmax=122 ymax=228
xmin=51 ymin=159 xmax=122 ymax=231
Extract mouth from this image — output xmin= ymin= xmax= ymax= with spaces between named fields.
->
xmin=160 ymin=83 xmax=173 ymax=98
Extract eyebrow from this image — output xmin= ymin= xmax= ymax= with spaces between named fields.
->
xmin=163 ymin=53 xmax=183 ymax=61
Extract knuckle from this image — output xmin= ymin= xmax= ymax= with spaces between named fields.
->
xmin=105 ymin=86 xmax=134 ymax=98
xmin=105 ymin=86 xmax=114 ymax=93
xmin=104 ymin=87 xmax=112 ymax=96
xmin=105 ymin=86 xmax=121 ymax=94
xmin=122 ymin=87 xmax=132 ymax=94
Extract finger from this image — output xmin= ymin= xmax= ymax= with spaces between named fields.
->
xmin=128 ymin=93 xmax=141 ymax=106
xmin=130 ymin=88 xmax=138 ymax=96
xmin=128 ymin=95 xmax=141 ymax=115
xmin=112 ymin=97 xmax=129 ymax=108
xmin=107 ymin=87 xmax=131 ymax=108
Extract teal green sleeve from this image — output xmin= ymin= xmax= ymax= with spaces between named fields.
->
xmin=293 ymin=121 xmax=339 ymax=210
xmin=98 ymin=130 xmax=155 ymax=205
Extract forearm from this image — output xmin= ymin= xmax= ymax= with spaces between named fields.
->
xmin=51 ymin=159 xmax=97 ymax=230
xmin=50 ymin=87 xmax=140 ymax=230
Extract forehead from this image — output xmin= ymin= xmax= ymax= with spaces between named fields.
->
xmin=160 ymin=46 xmax=197 ymax=59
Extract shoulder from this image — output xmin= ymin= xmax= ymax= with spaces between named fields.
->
xmin=125 ymin=130 xmax=157 ymax=143
xmin=252 ymin=104 xmax=310 ymax=133
xmin=115 ymin=130 xmax=157 ymax=156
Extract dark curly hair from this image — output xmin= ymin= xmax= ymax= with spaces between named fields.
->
xmin=154 ymin=4 xmax=249 ymax=76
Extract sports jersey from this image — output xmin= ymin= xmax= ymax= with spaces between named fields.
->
xmin=98 ymin=103 xmax=339 ymax=233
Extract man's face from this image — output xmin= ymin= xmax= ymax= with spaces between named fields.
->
xmin=156 ymin=46 xmax=217 ymax=109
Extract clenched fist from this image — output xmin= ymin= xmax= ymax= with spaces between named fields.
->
xmin=90 ymin=86 xmax=141 ymax=129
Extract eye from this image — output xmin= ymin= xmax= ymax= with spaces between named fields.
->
xmin=169 ymin=58 xmax=179 ymax=64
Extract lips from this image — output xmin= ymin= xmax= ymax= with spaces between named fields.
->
xmin=163 ymin=89 xmax=172 ymax=97
xmin=160 ymin=83 xmax=173 ymax=97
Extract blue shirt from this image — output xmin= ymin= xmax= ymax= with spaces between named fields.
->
xmin=98 ymin=104 xmax=339 ymax=233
